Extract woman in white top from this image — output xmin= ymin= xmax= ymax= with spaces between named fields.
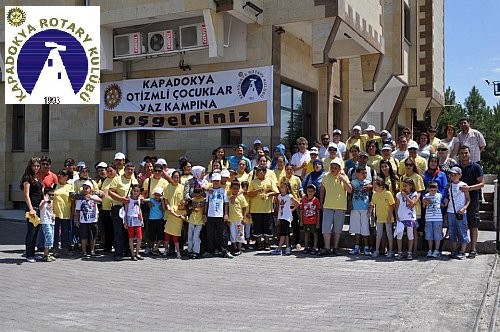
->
xmin=417 ymin=132 xmax=435 ymax=162
xmin=439 ymin=124 xmax=460 ymax=160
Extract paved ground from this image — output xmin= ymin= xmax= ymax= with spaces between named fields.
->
xmin=0 ymin=216 xmax=498 ymax=332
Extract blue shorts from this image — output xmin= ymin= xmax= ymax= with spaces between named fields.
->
xmin=42 ymin=224 xmax=54 ymax=249
xmin=447 ymin=212 xmax=469 ymax=244
xmin=424 ymin=220 xmax=443 ymax=241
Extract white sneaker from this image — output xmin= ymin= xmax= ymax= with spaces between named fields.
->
xmin=271 ymin=248 xmax=282 ymax=255
xmin=144 ymin=247 xmax=151 ymax=255
xmin=371 ymin=251 xmax=380 ymax=258
xmin=426 ymin=250 xmax=433 ymax=258
xmin=431 ymin=250 xmax=441 ymax=258
xmin=285 ymin=247 xmax=291 ymax=256
xmin=386 ymin=251 xmax=395 ymax=258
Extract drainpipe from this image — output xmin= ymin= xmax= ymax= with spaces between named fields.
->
xmin=121 ymin=62 xmax=130 ymax=157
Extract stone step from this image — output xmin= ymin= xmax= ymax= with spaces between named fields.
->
xmin=480 ymin=211 xmax=494 ymax=220
xmin=479 ymin=220 xmax=497 ymax=231
xmin=480 ymin=201 xmax=494 ymax=212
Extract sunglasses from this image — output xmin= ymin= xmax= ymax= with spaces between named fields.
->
xmin=48 ymin=194 xmax=55 ymax=197
xmin=437 ymin=148 xmax=448 ymax=151
xmin=403 ymin=131 xmax=410 ymax=134
xmin=64 ymin=164 xmax=73 ymax=167
xmin=41 ymin=162 xmax=50 ymax=166
xmin=154 ymin=169 xmax=163 ymax=173
xmin=405 ymin=163 xmax=415 ymax=167
xmin=298 ymin=143 xmax=307 ymax=146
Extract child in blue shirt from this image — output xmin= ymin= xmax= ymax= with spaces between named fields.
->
xmin=144 ymin=187 xmax=165 ymax=255
xmin=349 ymin=167 xmax=372 ymax=255
xmin=423 ymin=181 xmax=447 ymax=258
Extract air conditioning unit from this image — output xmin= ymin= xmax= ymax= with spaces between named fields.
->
xmin=179 ymin=23 xmax=208 ymax=49
xmin=114 ymin=32 xmax=144 ymax=57
xmin=147 ymin=30 xmax=175 ymax=53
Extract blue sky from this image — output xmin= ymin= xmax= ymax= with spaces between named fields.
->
xmin=445 ymin=0 xmax=500 ymax=108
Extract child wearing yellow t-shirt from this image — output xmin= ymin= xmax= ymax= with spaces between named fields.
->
xmin=228 ymin=181 xmax=248 ymax=255
xmin=368 ymin=178 xmax=395 ymax=258
xmin=187 ymin=188 xmax=205 ymax=259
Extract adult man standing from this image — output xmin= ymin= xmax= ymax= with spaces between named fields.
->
xmin=291 ymin=137 xmax=311 ymax=178
xmin=108 ymin=162 xmax=139 ymax=261
xmin=39 ymin=156 xmax=58 ymax=189
xmin=318 ymin=133 xmax=331 ymax=159
xmin=457 ymin=118 xmax=486 ymax=164
xmin=392 ymin=135 xmax=409 ymax=162
xmin=398 ymin=141 xmax=427 ymax=176
xmin=228 ymin=144 xmax=252 ymax=172
xmin=346 ymin=125 xmax=366 ymax=152
xmin=114 ymin=152 xmax=127 ymax=175
xmin=457 ymin=145 xmax=484 ymax=258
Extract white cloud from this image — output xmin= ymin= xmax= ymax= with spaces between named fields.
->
xmin=491 ymin=67 xmax=500 ymax=73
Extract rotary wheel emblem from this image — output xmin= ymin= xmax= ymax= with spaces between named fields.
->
xmin=7 ymin=7 xmax=26 ymax=27
xmin=104 ymin=83 xmax=122 ymax=109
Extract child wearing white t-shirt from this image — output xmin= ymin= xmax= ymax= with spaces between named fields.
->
xmin=272 ymin=181 xmax=299 ymax=255
xmin=395 ymin=178 xmax=418 ymax=260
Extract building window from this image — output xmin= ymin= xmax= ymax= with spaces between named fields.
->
xmin=12 ymin=105 xmax=25 ymax=152
xmin=100 ymin=132 xmax=116 ymax=150
xmin=280 ymin=83 xmax=312 ymax=149
xmin=137 ymin=130 xmax=155 ymax=149
xmin=41 ymin=105 xmax=49 ymax=151
xmin=222 ymin=128 xmax=242 ymax=146
xmin=404 ymin=3 xmax=411 ymax=43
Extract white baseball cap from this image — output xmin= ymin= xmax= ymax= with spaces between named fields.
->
xmin=211 ymin=173 xmax=222 ymax=181
xmin=333 ymin=129 xmax=342 ymax=135
xmin=156 ymin=158 xmax=167 ymax=166
xmin=153 ymin=187 xmax=163 ymax=195
xmin=330 ymin=158 xmax=343 ymax=166
xmin=96 ymin=162 xmax=108 ymax=168
xmin=309 ymin=147 xmax=319 ymax=154
xmin=382 ymin=144 xmax=392 ymax=151
xmin=408 ymin=142 xmax=419 ymax=149
xmin=82 ymin=180 xmax=93 ymax=188
xmin=220 ymin=170 xmax=230 ymax=178
xmin=114 ymin=152 xmax=126 ymax=160
xmin=366 ymin=125 xmax=376 ymax=132
xmin=328 ymin=143 xmax=338 ymax=150
xmin=253 ymin=139 xmax=262 ymax=145
xmin=352 ymin=125 xmax=362 ymax=131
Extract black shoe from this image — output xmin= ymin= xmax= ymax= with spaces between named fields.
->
xmin=114 ymin=255 xmax=123 ymax=261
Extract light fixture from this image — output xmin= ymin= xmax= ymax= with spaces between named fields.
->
xmin=275 ymin=26 xmax=285 ymax=35
xmin=243 ymin=1 xmax=263 ymax=17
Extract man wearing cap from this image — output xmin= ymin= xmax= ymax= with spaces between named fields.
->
xmin=457 ymin=145 xmax=484 ymax=258
xmin=108 ymin=162 xmax=139 ymax=260
xmin=318 ymin=133 xmax=331 ymax=159
xmin=373 ymin=144 xmax=399 ymax=174
xmin=228 ymin=144 xmax=252 ymax=172
xmin=398 ymin=141 xmax=427 ymax=176
xmin=114 ymin=152 xmax=126 ymax=175
xmin=305 ymin=147 xmax=320 ymax=175
xmin=457 ymin=118 xmax=486 ymax=164
xmin=392 ymin=135 xmax=410 ymax=162
xmin=320 ymin=158 xmax=352 ymax=255
xmin=348 ymin=152 xmax=376 ymax=183
xmin=291 ymin=137 xmax=311 ymax=178
xmin=362 ymin=125 xmax=382 ymax=147
xmin=346 ymin=125 xmax=366 ymax=153
xmin=95 ymin=162 xmax=108 ymax=183
xmin=322 ymin=143 xmax=339 ymax=168
xmin=427 ymin=126 xmax=441 ymax=151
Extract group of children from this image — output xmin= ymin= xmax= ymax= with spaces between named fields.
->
xmin=38 ymin=160 xmax=471 ymax=262
xmin=348 ymin=165 xmax=470 ymax=260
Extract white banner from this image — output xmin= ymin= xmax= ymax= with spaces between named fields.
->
xmin=99 ymin=66 xmax=273 ymax=132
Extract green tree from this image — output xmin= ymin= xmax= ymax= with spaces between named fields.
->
xmin=438 ymin=86 xmax=499 ymax=174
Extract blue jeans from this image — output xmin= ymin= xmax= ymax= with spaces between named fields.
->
xmin=54 ymin=218 xmax=71 ymax=250
xmin=25 ymin=220 xmax=40 ymax=258
xmin=448 ymin=212 xmax=469 ymax=244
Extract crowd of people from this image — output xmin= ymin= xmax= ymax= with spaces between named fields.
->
xmin=21 ymin=117 xmax=486 ymax=263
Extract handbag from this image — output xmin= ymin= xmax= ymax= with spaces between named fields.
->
xmin=450 ymin=184 xmax=463 ymax=220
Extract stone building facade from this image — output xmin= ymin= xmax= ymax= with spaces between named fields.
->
xmin=0 ymin=0 xmax=444 ymax=208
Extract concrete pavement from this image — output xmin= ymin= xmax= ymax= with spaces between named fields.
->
xmin=0 ymin=216 xmax=499 ymax=331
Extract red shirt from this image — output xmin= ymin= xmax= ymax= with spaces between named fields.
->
xmin=40 ymin=171 xmax=58 ymax=189
xmin=301 ymin=197 xmax=320 ymax=225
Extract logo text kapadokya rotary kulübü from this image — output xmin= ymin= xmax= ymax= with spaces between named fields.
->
xmin=4 ymin=6 xmax=100 ymax=104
